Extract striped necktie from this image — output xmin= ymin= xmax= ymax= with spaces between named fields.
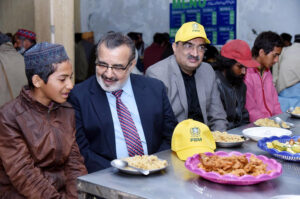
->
xmin=112 ymin=90 xmax=144 ymax=156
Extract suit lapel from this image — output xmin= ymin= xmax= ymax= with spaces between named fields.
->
xmin=130 ymin=75 xmax=152 ymax=152
xmin=171 ymin=57 xmax=188 ymax=116
xmin=89 ymin=77 xmax=116 ymax=157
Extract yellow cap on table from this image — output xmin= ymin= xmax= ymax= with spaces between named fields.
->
xmin=175 ymin=21 xmax=211 ymax=44
xmin=171 ymin=119 xmax=215 ymax=160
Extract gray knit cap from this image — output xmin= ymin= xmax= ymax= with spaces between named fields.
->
xmin=24 ymin=42 xmax=69 ymax=69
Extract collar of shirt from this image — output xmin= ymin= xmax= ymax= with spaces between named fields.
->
xmin=107 ymin=76 xmax=133 ymax=98
xmin=180 ymin=68 xmax=196 ymax=80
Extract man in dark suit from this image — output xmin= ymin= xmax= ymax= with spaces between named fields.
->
xmin=68 ymin=32 xmax=177 ymax=173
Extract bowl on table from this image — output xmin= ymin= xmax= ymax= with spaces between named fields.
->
xmin=287 ymin=107 xmax=300 ymax=119
xmin=212 ymin=131 xmax=249 ymax=148
xmin=242 ymin=127 xmax=292 ymax=141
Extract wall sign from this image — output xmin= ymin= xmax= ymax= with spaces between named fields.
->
xmin=170 ymin=0 xmax=236 ymax=45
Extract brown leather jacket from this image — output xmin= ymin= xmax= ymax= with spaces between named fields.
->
xmin=0 ymin=87 xmax=87 ymax=199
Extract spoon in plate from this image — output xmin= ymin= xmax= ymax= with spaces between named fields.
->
xmin=274 ymin=117 xmax=295 ymax=128
xmin=111 ymin=159 xmax=150 ymax=175
xmin=287 ymin=107 xmax=295 ymax=113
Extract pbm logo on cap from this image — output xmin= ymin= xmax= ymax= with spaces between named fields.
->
xmin=190 ymin=127 xmax=202 ymax=142
xmin=192 ymin=23 xmax=200 ymax=32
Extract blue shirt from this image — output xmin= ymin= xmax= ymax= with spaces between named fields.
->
xmin=278 ymin=82 xmax=300 ymax=112
xmin=106 ymin=77 xmax=148 ymax=158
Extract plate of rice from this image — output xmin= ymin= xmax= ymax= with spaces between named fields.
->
xmin=212 ymin=131 xmax=249 ymax=147
xmin=111 ymin=155 xmax=168 ymax=175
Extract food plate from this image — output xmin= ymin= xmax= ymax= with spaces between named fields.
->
xmin=254 ymin=118 xmax=294 ymax=129
xmin=242 ymin=127 xmax=292 ymax=141
xmin=254 ymin=123 xmax=294 ymax=129
xmin=185 ymin=151 xmax=282 ymax=185
xmin=288 ymin=107 xmax=300 ymax=118
xmin=258 ymin=135 xmax=300 ymax=162
xmin=290 ymin=113 xmax=300 ymax=119
xmin=111 ymin=159 xmax=168 ymax=175
xmin=216 ymin=136 xmax=249 ymax=147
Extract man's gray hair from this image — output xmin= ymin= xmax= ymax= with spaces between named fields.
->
xmin=96 ymin=32 xmax=136 ymax=63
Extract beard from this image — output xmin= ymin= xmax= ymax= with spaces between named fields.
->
xmin=225 ymin=68 xmax=245 ymax=86
xmin=96 ymin=74 xmax=124 ymax=92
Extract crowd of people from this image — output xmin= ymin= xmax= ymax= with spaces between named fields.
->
xmin=0 ymin=22 xmax=300 ymax=198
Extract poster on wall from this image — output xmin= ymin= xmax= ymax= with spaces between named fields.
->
xmin=170 ymin=0 xmax=236 ymax=45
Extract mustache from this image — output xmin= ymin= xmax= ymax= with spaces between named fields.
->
xmin=187 ymin=55 xmax=200 ymax=61
xmin=101 ymin=74 xmax=118 ymax=82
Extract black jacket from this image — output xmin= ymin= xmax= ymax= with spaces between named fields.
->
xmin=215 ymin=71 xmax=249 ymax=129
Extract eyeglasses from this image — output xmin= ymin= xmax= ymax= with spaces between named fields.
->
xmin=181 ymin=42 xmax=207 ymax=53
xmin=95 ymin=60 xmax=132 ymax=72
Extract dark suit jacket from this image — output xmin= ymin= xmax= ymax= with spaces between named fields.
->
xmin=68 ymin=74 xmax=177 ymax=173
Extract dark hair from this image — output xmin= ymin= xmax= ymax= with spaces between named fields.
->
xmin=163 ymin=32 xmax=170 ymax=41
xmin=25 ymin=64 xmax=56 ymax=89
xmin=251 ymin=31 xmax=284 ymax=58
xmin=75 ymin=33 xmax=82 ymax=43
xmin=280 ymin=33 xmax=292 ymax=42
xmin=127 ymin=32 xmax=139 ymax=41
xmin=153 ymin=33 xmax=164 ymax=44
xmin=203 ymin=45 xmax=219 ymax=62
xmin=214 ymin=55 xmax=237 ymax=71
xmin=5 ymin=33 xmax=12 ymax=41
xmin=96 ymin=32 xmax=136 ymax=63
xmin=294 ymin=34 xmax=300 ymax=43
xmin=12 ymin=33 xmax=18 ymax=45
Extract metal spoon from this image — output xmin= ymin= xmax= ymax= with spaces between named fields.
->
xmin=111 ymin=159 xmax=150 ymax=175
xmin=287 ymin=107 xmax=295 ymax=113
xmin=274 ymin=117 xmax=284 ymax=128
xmin=274 ymin=117 xmax=295 ymax=128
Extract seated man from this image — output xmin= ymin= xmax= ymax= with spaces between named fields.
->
xmin=146 ymin=21 xmax=228 ymax=131
xmin=275 ymin=34 xmax=300 ymax=111
xmin=245 ymin=31 xmax=283 ymax=122
xmin=0 ymin=42 xmax=87 ymax=198
xmin=68 ymin=32 xmax=177 ymax=173
xmin=214 ymin=40 xmax=260 ymax=129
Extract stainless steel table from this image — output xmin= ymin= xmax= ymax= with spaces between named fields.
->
xmin=77 ymin=113 xmax=300 ymax=199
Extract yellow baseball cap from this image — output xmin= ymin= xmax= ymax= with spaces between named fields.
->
xmin=175 ymin=21 xmax=210 ymax=44
xmin=171 ymin=119 xmax=216 ymax=160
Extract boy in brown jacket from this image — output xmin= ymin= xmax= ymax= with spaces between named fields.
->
xmin=0 ymin=42 xmax=87 ymax=198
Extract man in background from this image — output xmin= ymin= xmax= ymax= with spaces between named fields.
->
xmin=15 ymin=28 xmax=36 ymax=55
xmin=275 ymin=34 xmax=300 ymax=111
xmin=127 ymin=32 xmax=145 ymax=73
xmin=0 ymin=33 xmax=27 ymax=106
xmin=280 ymin=33 xmax=292 ymax=47
xmin=75 ymin=33 xmax=89 ymax=83
xmin=143 ymin=33 xmax=166 ymax=71
xmin=214 ymin=40 xmax=259 ymax=129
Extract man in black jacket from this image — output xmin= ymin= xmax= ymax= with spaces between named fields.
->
xmin=214 ymin=40 xmax=260 ymax=129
